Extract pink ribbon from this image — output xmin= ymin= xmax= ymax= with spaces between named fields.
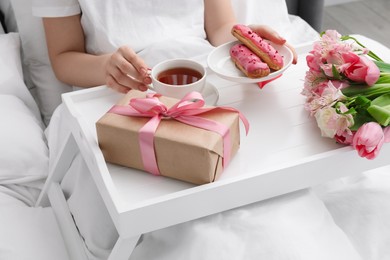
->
xmin=109 ymin=91 xmax=249 ymax=176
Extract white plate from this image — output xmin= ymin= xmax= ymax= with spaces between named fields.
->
xmin=202 ymin=81 xmax=219 ymax=106
xmin=207 ymin=40 xmax=293 ymax=84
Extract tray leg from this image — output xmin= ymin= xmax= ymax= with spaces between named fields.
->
xmin=36 ymin=132 xmax=78 ymax=207
xmin=108 ymin=235 xmax=141 ymax=260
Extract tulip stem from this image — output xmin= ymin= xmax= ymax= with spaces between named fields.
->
xmin=341 ymin=35 xmax=383 ymax=62
xmin=342 ymin=83 xmax=390 ymax=99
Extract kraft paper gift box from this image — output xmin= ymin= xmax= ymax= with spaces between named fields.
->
xmin=96 ymin=90 xmax=246 ymax=185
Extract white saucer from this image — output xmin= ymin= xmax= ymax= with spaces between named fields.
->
xmin=207 ymin=40 xmax=293 ymax=84
xmin=202 ymin=81 xmax=219 ymax=106
xmin=147 ymin=81 xmax=219 ymax=106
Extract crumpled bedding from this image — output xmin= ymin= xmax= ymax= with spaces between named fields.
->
xmin=314 ymin=166 xmax=390 ymax=260
xmin=129 ymin=189 xmax=363 ymax=260
xmin=0 ymin=191 xmax=69 ymax=260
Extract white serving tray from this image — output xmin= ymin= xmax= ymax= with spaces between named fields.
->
xmin=60 ymin=42 xmax=390 ymax=252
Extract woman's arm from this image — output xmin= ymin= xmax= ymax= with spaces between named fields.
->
xmin=42 ymin=15 xmax=151 ymax=93
xmin=43 ymin=15 xmax=105 ymax=87
xmin=204 ymin=0 xmax=237 ymax=46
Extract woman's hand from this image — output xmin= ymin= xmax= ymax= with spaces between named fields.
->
xmin=105 ymin=46 xmax=152 ymax=93
xmin=249 ymin=25 xmax=298 ymax=64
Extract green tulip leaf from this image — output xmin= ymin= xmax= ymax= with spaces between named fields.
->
xmin=367 ymin=93 xmax=390 ymax=126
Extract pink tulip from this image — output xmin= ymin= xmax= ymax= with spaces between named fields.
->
xmin=342 ymin=52 xmax=380 ymax=86
xmin=352 ymin=122 xmax=384 ymax=159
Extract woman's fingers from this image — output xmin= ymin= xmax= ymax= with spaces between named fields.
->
xmin=250 ymin=25 xmax=286 ymax=44
xmin=118 ymin=46 xmax=152 ymax=84
xmin=106 ymin=46 xmax=151 ymax=92
xmin=106 ymin=73 xmax=149 ymax=93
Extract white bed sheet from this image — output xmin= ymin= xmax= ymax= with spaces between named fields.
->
xmin=315 ymin=166 xmax=390 ymax=260
xmin=129 ymin=189 xmax=362 ymax=260
xmin=0 ymin=191 xmax=69 ymax=260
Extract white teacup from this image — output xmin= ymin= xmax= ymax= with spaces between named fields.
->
xmin=150 ymin=59 xmax=207 ymax=99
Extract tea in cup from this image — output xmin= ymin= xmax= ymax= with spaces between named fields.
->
xmin=150 ymin=59 xmax=207 ymax=99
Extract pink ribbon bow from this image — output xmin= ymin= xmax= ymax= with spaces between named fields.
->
xmin=109 ymin=91 xmax=249 ymax=176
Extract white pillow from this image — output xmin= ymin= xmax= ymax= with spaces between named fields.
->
xmin=0 ymin=32 xmax=42 ymax=122
xmin=0 ymin=94 xmax=48 ymax=184
xmin=10 ymin=0 xmax=72 ymax=125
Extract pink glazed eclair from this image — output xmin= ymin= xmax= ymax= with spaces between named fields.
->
xmin=231 ymin=24 xmax=284 ymax=71
xmin=230 ymin=43 xmax=270 ymax=78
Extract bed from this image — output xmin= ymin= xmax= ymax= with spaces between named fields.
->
xmin=1 ymin=0 xmax=390 ymax=259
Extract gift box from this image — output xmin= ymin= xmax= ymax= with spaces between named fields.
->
xmin=96 ymin=90 xmax=247 ymax=185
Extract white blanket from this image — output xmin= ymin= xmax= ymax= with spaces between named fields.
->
xmin=130 ymin=189 xmax=362 ymax=260
xmin=0 ymin=191 xmax=69 ymax=260
xmin=315 ymin=166 xmax=390 ymax=260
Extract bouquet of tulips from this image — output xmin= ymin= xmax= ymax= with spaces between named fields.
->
xmin=302 ymin=30 xmax=390 ymax=159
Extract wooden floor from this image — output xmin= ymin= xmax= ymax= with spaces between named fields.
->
xmin=322 ymin=0 xmax=390 ymax=48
